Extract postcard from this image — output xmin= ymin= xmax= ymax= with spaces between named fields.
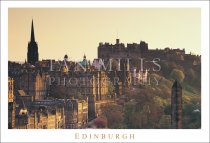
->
xmin=1 ymin=1 xmax=209 ymax=143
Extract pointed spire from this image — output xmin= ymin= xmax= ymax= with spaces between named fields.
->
xmin=31 ymin=19 xmax=35 ymax=42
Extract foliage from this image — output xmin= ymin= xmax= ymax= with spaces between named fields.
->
xmin=159 ymin=115 xmax=171 ymax=128
xmin=124 ymin=92 xmax=164 ymax=128
xmin=74 ymin=92 xmax=83 ymax=100
xmin=186 ymin=68 xmax=196 ymax=82
xmin=164 ymin=104 xmax=171 ymax=115
xmin=101 ymin=103 xmax=125 ymax=128
xmin=93 ymin=117 xmax=108 ymax=128
xmin=121 ymin=59 xmax=201 ymax=129
xmin=108 ymin=81 xmax=114 ymax=95
xmin=170 ymin=69 xmax=185 ymax=82
xmin=183 ymin=103 xmax=201 ymax=128
xmin=49 ymin=85 xmax=68 ymax=99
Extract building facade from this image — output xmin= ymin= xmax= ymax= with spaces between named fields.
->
xmin=17 ymin=68 xmax=48 ymax=101
xmin=8 ymin=77 xmax=16 ymax=129
xmin=65 ymin=99 xmax=88 ymax=129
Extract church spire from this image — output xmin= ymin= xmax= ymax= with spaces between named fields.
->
xmin=31 ymin=19 xmax=35 ymax=42
xmin=27 ymin=19 xmax=39 ymax=65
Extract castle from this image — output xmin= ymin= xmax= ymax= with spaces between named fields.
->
xmin=98 ymin=39 xmax=201 ymax=67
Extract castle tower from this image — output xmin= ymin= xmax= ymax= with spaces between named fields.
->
xmin=27 ymin=19 xmax=39 ymax=65
xmin=116 ymin=39 xmax=120 ymax=44
xmin=171 ymin=80 xmax=182 ymax=129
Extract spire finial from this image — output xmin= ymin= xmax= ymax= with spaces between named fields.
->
xmin=31 ymin=19 xmax=35 ymax=42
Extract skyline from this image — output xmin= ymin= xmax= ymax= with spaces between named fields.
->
xmin=8 ymin=8 xmax=201 ymax=62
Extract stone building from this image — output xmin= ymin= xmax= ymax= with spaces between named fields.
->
xmin=65 ymin=99 xmax=88 ymax=129
xmin=31 ymin=100 xmax=65 ymax=129
xmin=97 ymin=38 xmax=184 ymax=60
xmin=15 ymin=114 xmax=33 ymax=129
xmin=8 ymin=77 xmax=16 ymax=129
xmin=48 ymin=61 xmax=110 ymax=119
xmin=15 ymin=99 xmax=65 ymax=129
xmin=98 ymin=39 xmax=148 ymax=59
xmin=17 ymin=67 xmax=48 ymax=101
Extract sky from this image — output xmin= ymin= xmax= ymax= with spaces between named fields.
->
xmin=8 ymin=8 xmax=201 ymax=62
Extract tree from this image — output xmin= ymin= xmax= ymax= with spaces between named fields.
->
xmin=129 ymin=112 xmax=143 ymax=128
xmin=124 ymin=95 xmax=164 ymax=129
xmin=185 ymin=68 xmax=196 ymax=83
xmin=49 ymin=85 xmax=68 ymax=99
xmin=183 ymin=103 xmax=201 ymax=129
xmin=159 ymin=61 xmax=171 ymax=77
xmin=170 ymin=69 xmax=185 ymax=82
xmin=108 ymin=81 xmax=114 ymax=95
xmin=101 ymin=104 xmax=124 ymax=128
xmin=159 ymin=115 xmax=171 ymax=129
xmin=94 ymin=117 xmax=108 ymax=128
xmin=164 ymin=104 xmax=171 ymax=115
xmin=74 ymin=92 xmax=83 ymax=100
xmin=124 ymin=102 xmax=136 ymax=127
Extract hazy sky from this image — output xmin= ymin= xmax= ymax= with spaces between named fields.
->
xmin=8 ymin=8 xmax=201 ymax=61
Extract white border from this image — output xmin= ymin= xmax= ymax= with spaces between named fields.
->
xmin=1 ymin=1 xmax=209 ymax=142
